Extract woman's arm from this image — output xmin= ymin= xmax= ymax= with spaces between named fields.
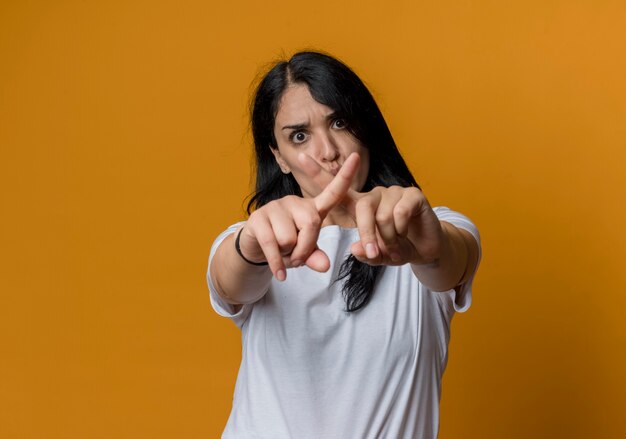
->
xmin=209 ymin=225 xmax=273 ymax=309
xmin=410 ymin=221 xmax=480 ymax=293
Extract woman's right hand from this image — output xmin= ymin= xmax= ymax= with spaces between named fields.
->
xmin=236 ymin=153 xmax=361 ymax=281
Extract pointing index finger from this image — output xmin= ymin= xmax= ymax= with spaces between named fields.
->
xmin=309 ymin=152 xmax=360 ymax=218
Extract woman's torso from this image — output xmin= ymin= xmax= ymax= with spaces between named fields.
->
xmin=222 ymin=225 xmax=456 ymax=439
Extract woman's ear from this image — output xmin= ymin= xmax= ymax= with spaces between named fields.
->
xmin=270 ymin=146 xmax=291 ymax=174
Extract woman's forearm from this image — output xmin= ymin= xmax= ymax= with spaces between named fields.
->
xmin=410 ymin=221 xmax=476 ymax=292
xmin=209 ymin=228 xmax=273 ymax=305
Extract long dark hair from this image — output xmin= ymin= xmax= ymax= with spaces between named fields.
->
xmin=247 ymin=51 xmax=420 ymax=312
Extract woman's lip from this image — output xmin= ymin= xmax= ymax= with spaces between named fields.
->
xmin=329 ymin=167 xmax=340 ymax=176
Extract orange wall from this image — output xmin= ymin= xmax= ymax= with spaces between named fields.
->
xmin=1 ymin=1 xmax=625 ymax=437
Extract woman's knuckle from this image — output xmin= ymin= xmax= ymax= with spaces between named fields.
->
xmin=282 ymin=195 xmax=298 ymax=205
xmin=375 ymin=212 xmax=393 ymax=224
xmin=247 ymin=211 xmax=260 ymax=223
xmin=408 ymin=186 xmax=423 ymax=198
xmin=279 ymin=235 xmax=297 ymax=249
xmin=394 ymin=204 xmax=411 ymax=218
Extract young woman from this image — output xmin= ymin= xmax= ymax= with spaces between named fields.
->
xmin=206 ymin=51 xmax=482 ymax=438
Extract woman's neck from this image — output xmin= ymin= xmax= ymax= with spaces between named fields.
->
xmin=322 ymin=207 xmax=356 ymax=229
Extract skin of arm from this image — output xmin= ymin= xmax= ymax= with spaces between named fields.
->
xmin=209 ymin=225 xmax=273 ymax=312
xmin=210 ymin=218 xmax=479 ymax=313
xmin=410 ymin=220 xmax=480 ymax=293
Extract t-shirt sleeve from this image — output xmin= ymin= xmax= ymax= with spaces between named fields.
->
xmin=206 ymin=221 xmax=254 ymax=329
xmin=432 ymin=206 xmax=482 ymax=313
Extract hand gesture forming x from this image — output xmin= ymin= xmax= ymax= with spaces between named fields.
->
xmin=237 ymin=152 xmax=445 ymax=281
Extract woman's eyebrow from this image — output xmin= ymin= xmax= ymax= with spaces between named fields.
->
xmin=282 ymin=123 xmax=308 ymax=130
xmin=281 ymin=113 xmax=337 ymax=130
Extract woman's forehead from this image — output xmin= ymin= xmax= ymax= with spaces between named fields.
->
xmin=275 ymin=84 xmax=333 ymax=126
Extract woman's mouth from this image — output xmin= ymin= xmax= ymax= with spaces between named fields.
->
xmin=328 ymin=166 xmax=340 ymax=176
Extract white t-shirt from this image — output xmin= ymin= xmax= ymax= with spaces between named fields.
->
xmin=206 ymin=206 xmax=481 ymax=438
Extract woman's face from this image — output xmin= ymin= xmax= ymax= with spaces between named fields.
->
xmin=271 ymin=84 xmax=370 ymax=198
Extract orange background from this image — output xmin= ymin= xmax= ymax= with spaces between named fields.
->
xmin=1 ymin=0 xmax=625 ymax=437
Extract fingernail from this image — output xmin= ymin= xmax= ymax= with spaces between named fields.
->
xmin=366 ymin=243 xmax=377 ymax=259
xmin=292 ymin=260 xmax=302 ymax=267
xmin=390 ymin=252 xmax=401 ymax=262
xmin=276 ymin=269 xmax=286 ymax=281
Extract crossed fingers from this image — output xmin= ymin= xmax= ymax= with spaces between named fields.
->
xmin=240 ymin=153 xmax=362 ymax=280
xmin=307 ymin=152 xmax=361 ymax=218
xmin=243 ymin=151 xmax=432 ymax=280
xmin=298 ymin=153 xmax=428 ymax=266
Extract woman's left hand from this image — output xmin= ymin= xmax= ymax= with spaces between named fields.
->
xmin=348 ymin=185 xmax=445 ymax=266
xmin=298 ymin=153 xmax=445 ymax=267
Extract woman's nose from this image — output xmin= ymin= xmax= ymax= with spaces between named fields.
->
xmin=317 ymin=133 xmax=339 ymax=162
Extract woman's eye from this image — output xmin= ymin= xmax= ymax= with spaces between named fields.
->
xmin=332 ymin=118 xmax=347 ymax=129
xmin=290 ymin=132 xmax=308 ymax=144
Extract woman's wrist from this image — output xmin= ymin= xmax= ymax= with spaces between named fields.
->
xmin=210 ymin=228 xmax=272 ymax=306
xmin=410 ymin=221 xmax=466 ymax=292
xmin=234 ymin=227 xmax=268 ymax=266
